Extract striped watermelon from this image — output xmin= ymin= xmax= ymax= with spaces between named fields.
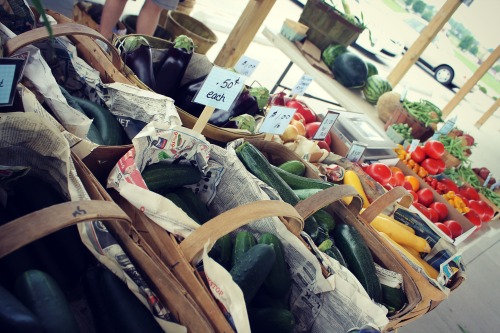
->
xmin=363 ymin=75 xmax=392 ymax=105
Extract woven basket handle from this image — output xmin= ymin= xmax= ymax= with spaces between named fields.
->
xmin=294 ymin=184 xmax=363 ymax=220
xmin=0 ymin=200 xmax=131 ymax=259
xmin=359 ymin=186 xmax=413 ymax=223
xmin=3 ymin=22 xmax=121 ymax=69
xmin=180 ymin=200 xmax=304 ymax=263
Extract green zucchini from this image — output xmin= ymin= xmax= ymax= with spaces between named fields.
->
xmin=142 ymin=163 xmax=202 ymax=194
xmin=209 ymin=234 xmax=232 ymax=271
xmin=272 ymin=165 xmax=333 ymax=190
xmin=235 ymin=142 xmax=319 ymax=239
xmin=248 ymin=308 xmax=295 ymax=333
xmin=71 ymin=95 xmax=128 ymax=146
xmin=174 ymin=187 xmax=210 ymax=224
xmin=231 ymin=231 xmax=256 ymax=268
xmin=162 ymin=192 xmax=201 ymax=224
xmin=229 ymin=244 xmax=275 ymax=303
xmin=99 ymin=266 xmax=164 ymax=333
xmin=259 ymin=233 xmax=291 ymax=298
xmin=0 ymin=284 xmax=43 ymax=333
xmin=333 ymin=224 xmax=382 ymax=302
xmin=277 ymin=160 xmax=306 ymax=176
xmin=59 ymin=85 xmax=104 ymax=145
xmin=14 ymin=270 xmax=80 ymax=333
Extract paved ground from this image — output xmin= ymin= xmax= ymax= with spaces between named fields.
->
xmin=39 ymin=0 xmax=500 ymax=332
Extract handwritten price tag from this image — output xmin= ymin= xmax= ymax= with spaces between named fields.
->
xmin=407 ymin=139 xmax=420 ymax=153
xmin=259 ymin=106 xmax=296 ymax=135
xmin=193 ymin=66 xmax=245 ymax=111
xmin=291 ymin=74 xmax=313 ymax=96
xmin=312 ymin=111 xmax=339 ymax=141
xmin=346 ymin=141 xmax=367 ymax=163
xmin=234 ymin=55 xmax=259 ymax=77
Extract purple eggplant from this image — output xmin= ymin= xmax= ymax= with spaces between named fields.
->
xmin=121 ymin=36 xmax=157 ymax=91
xmin=155 ymin=35 xmax=196 ymax=98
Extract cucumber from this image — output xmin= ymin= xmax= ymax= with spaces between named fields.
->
xmin=174 ymin=187 xmax=210 ymax=224
xmin=14 ymin=270 xmax=80 ymax=333
xmin=0 ymin=284 xmax=43 ymax=333
xmin=71 ymin=95 xmax=128 ymax=146
xmin=162 ymin=192 xmax=201 ymax=224
xmin=293 ymin=188 xmax=324 ymax=200
xmin=333 ymin=224 xmax=382 ymax=302
xmin=99 ymin=266 xmax=164 ymax=333
xmin=235 ymin=142 xmax=319 ymax=238
xmin=272 ymin=165 xmax=333 ymax=190
xmin=142 ymin=163 xmax=202 ymax=194
xmin=277 ymin=160 xmax=306 ymax=176
xmin=231 ymin=231 xmax=256 ymax=268
xmin=381 ymin=284 xmax=407 ymax=312
xmin=82 ymin=266 xmax=118 ymax=333
xmin=59 ymin=85 xmax=104 ymax=145
xmin=229 ymin=244 xmax=276 ymax=303
xmin=248 ymin=308 xmax=295 ymax=333
xmin=208 ymin=234 xmax=232 ymax=271
xmin=259 ymin=233 xmax=291 ymax=298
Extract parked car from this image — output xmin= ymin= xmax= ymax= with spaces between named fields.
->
xmin=393 ymin=14 xmax=473 ymax=88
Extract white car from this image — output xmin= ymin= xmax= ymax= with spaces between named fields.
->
xmin=394 ymin=15 xmax=472 ymax=88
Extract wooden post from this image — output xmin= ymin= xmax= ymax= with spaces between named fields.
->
xmin=475 ymin=98 xmax=500 ymax=128
xmin=387 ymin=0 xmax=462 ymax=88
xmin=214 ymin=0 xmax=276 ymax=68
xmin=442 ymin=45 xmax=500 ymax=118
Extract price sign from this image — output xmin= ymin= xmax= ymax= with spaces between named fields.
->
xmin=291 ymin=74 xmax=313 ymax=96
xmin=312 ymin=111 xmax=339 ymax=141
xmin=407 ymin=139 xmax=420 ymax=153
xmin=259 ymin=106 xmax=296 ymax=135
xmin=0 ymin=58 xmax=24 ymax=106
xmin=234 ymin=55 xmax=259 ymax=77
xmin=193 ymin=66 xmax=246 ymax=111
xmin=346 ymin=141 xmax=367 ymax=163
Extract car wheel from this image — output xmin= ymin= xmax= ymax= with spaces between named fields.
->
xmin=434 ymin=65 xmax=454 ymax=86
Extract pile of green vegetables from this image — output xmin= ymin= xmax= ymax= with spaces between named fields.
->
xmin=402 ymin=99 xmax=443 ymax=129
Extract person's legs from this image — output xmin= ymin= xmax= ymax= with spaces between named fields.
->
xmin=99 ymin=0 xmax=128 ymax=40
xmin=136 ymin=0 xmax=163 ymax=36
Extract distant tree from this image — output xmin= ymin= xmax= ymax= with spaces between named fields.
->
xmin=459 ymin=35 xmax=475 ymax=50
xmin=412 ymin=1 xmax=426 ymax=14
xmin=469 ymin=45 xmax=478 ymax=56
xmin=422 ymin=9 xmax=433 ymax=21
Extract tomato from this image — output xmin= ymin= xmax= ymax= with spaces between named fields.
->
xmin=434 ymin=222 xmax=453 ymax=238
xmin=464 ymin=210 xmax=482 ymax=227
xmin=417 ymin=188 xmax=434 ymax=207
xmin=293 ymin=112 xmax=306 ymax=123
xmin=391 ymin=171 xmax=405 ymax=187
xmin=443 ymin=220 xmax=463 ymax=239
xmin=286 ymin=99 xmax=317 ymax=124
xmin=404 ymin=175 xmax=420 ymax=192
xmin=478 ymin=200 xmax=494 ymax=222
xmin=421 ymin=158 xmax=441 ymax=175
xmin=440 ymin=178 xmax=458 ymax=193
xmin=409 ymin=146 xmax=426 ymax=163
xmin=429 ymin=202 xmax=448 ymax=221
xmin=408 ymin=190 xmax=418 ymax=203
xmin=316 ymin=140 xmax=331 ymax=152
xmin=304 ymin=122 xmax=332 ymax=146
xmin=413 ymin=202 xmax=431 ymax=220
xmin=427 ymin=207 xmax=439 ymax=222
xmin=457 ymin=185 xmax=480 ymax=201
xmin=364 ymin=163 xmax=392 ymax=186
xmin=423 ymin=140 xmax=445 ymax=159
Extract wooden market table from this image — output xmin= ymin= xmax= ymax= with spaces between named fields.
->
xmin=262 ymin=27 xmax=386 ymax=129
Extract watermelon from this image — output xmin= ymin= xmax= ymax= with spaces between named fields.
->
xmin=321 ymin=44 xmax=347 ymax=69
xmin=363 ymin=75 xmax=393 ymax=105
xmin=366 ymin=62 xmax=378 ymax=78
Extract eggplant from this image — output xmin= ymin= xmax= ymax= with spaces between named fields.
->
xmin=155 ymin=35 xmax=195 ymax=98
xmin=121 ymin=36 xmax=157 ymax=90
xmin=208 ymin=89 xmax=259 ymax=127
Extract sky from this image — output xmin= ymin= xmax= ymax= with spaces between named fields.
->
xmin=428 ymin=0 xmax=500 ymax=49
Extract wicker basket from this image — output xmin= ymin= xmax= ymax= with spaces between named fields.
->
xmin=298 ymin=0 xmax=364 ymax=50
